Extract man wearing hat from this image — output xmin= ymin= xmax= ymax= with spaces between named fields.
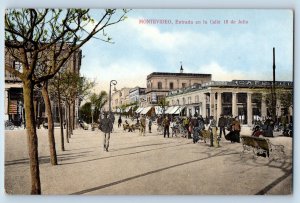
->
xmin=99 ymin=112 xmax=113 ymax=152
xmin=218 ymin=114 xmax=226 ymax=139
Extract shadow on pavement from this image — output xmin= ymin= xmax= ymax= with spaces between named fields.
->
xmin=60 ymin=142 xmax=189 ymax=166
xmin=70 ymin=150 xmax=237 ymax=195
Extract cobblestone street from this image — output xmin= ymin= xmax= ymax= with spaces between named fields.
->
xmin=4 ymin=121 xmax=292 ymax=195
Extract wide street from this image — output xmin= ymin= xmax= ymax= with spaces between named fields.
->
xmin=5 ymin=120 xmax=292 ymax=195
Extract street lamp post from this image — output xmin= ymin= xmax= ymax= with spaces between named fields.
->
xmin=109 ymin=80 xmax=117 ymax=116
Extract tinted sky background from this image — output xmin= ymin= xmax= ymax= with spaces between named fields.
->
xmin=81 ymin=9 xmax=293 ymax=93
xmin=0 ymin=2 xmax=299 ymax=203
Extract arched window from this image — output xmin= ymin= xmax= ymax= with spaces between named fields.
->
xmin=170 ymin=82 xmax=174 ymax=90
xmin=158 ymin=82 xmax=162 ymax=89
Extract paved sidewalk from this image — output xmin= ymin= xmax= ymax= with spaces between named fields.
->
xmin=5 ymin=123 xmax=292 ymax=195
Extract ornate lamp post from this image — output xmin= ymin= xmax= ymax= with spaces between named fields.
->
xmin=109 ymin=80 xmax=117 ymax=116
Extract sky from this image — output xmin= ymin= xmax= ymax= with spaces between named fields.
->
xmin=0 ymin=3 xmax=299 ymax=203
xmin=78 ymin=9 xmax=293 ymax=93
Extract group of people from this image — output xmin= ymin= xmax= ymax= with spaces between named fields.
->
xmin=98 ymin=112 xmax=243 ymax=151
xmin=155 ymin=114 xmax=241 ymax=145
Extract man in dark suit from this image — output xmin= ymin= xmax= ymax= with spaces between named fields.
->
xmin=99 ymin=112 xmax=113 ymax=152
xmin=218 ymin=114 xmax=226 ymax=139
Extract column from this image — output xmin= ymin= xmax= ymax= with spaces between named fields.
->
xmin=276 ymin=99 xmax=281 ymax=117
xmin=210 ymin=92 xmax=215 ymax=118
xmin=217 ymin=92 xmax=222 ymax=122
xmin=202 ymin=95 xmax=207 ymax=118
xmin=232 ymin=92 xmax=237 ymax=117
xmin=247 ymin=93 xmax=253 ymax=126
xmin=165 ymin=79 xmax=168 ymax=90
xmin=5 ymin=88 xmax=9 ymax=116
xmin=199 ymin=102 xmax=202 ymax=116
xmin=261 ymin=93 xmax=267 ymax=119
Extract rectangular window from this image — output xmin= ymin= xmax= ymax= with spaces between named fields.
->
xmin=170 ymin=82 xmax=174 ymax=90
xmin=182 ymin=83 xmax=186 ymax=88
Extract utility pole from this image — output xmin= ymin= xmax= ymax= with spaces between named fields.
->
xmin=272 ymin=47 xmax=276 ymax=122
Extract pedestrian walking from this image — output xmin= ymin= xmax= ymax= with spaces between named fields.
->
xmin=218 ymin=114 xmax=226 ymax=138
xmin=118 ymin=116 xmax=122 ymax=128
xmin=163 ymin=116 xmax=170 ymax=138
xmin=192 ymin=116 xmax=205 ymax=143
xmin=209 ymin=116 xmax=219 ymax=147
xmin=140 ymin=115 xmax=146 ymax=136
xmin=231 ymin=116 xmax=241 ymax=143
xmin=99 ymin=112 xmax=113 ymax=152
xmin=183 ymin=117 xmax=189 ymax=138
xmin=148 ymin=118 xmax=152 ymax=133
xmin=170 ymin=120 xmax=177 ymax=137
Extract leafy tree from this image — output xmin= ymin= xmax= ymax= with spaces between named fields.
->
xmin=5 ymin=8 xmax=128 ymax=194
xmin=277 ymin=88 xmax=293 ymax=122
xmin=158 ymin=98 xmax=169 ymax=116
xmin=89 ymin=91 xmax=108 ymax=122
xmin=79 ymin=102 xmax=92 ymax=123
xmin=245 ymin=88 xmax=293 ymax=123
xmin=48 ymin=72 xmax=66 ymax=151
xmin=60 ymin=72 xmax=95 ymax=140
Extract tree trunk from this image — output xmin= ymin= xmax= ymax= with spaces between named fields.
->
xmin=65 ymin=102 xmax=69 ymax=143
xmin=23 ymin=79 xmax=41 ymax=194
xmin=58 ymin=92 xmax=65 ymax=151
xmin=41 ymin=82 xmax=58 ymax=165
xmin=66 ymin=102 xmax=70 ymax=141
xmin=68 ymin=103 xmax=73 ymax=137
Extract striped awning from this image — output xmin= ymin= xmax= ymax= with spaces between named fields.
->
xmin=173 ymin=106 xmax=185 ymax=115
xmin=140 ymin=106 xmax=152 ymax=114
xmin=124 ymin=106 xmax=132 ymax=113
xmin=9 ymin=100 xmax=17 ymax=115
xmin=165 ymin=106 xmax=177 ymax=114
xmin=135 ymin=107 xmax=144 ymax=113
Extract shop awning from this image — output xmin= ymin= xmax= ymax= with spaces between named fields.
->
xmin=140 ymin=106 xmax=152 ymax=114
xmin=165 ymin=106 xmax=176 ymax=114
xmin=135 ymin=107 xmax=144 ymax=113
xmin=154 ymin=106 xmax=164 ymax=115
xmin=168 ymin=106 xmax=180 ymax=114
xmin=124 ymin=106 xmax=132 ymax=113
xmin=173 ymin=106 xmax=185 ymax=115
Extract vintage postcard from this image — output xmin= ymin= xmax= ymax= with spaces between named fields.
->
xmin=4 ymin=9 xmax=293 ymax=195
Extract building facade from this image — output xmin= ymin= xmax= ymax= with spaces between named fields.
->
xmin=108 ymin=87 xmax=131 ymax=112
xmin=5 ymin=48 xmax=82 ymax=126
xmin=129 ymin=86 xmax=146 ymax=104
xmin=146 ymin=70 xmax=212 ymax=105
xmin=166 ymin=80 xmax=293 ymax=126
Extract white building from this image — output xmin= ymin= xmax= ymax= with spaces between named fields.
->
xmin=166 ymin=80 xmax=293 ymax=126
